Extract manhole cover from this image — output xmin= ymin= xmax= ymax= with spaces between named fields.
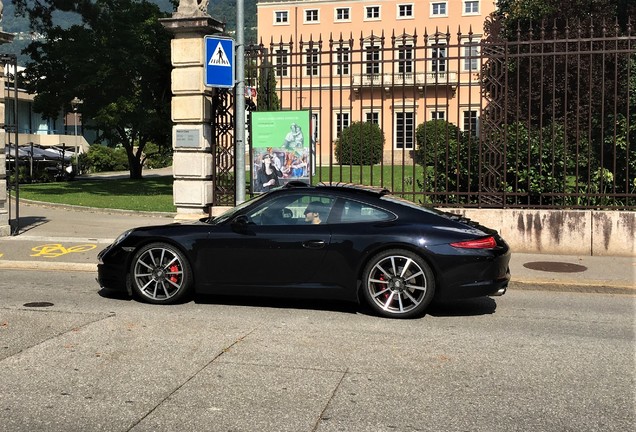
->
xmin=23 ymin=302 xmax=55 ymax=308
xmin=523 ymin=262 xmax=587 ymax=273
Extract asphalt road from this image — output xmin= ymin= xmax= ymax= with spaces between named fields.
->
xmin=0 ymin=269 xmax=634 ymax=432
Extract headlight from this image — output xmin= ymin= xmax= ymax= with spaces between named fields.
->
xmin=112 ymin=229 xmax=133 ymax=246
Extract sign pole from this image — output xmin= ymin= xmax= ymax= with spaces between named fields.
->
xmin=235 ymin=0 xmax=246 ymax=204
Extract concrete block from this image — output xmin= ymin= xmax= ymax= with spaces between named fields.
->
xmin=171 ymin=95 xmax=211 ymax=122
xmin=172 ymin=67 xmax=205 ymax=94
xmin=171 ymin=38 xmax=204 ymax=66
xmin=173 ymin=152 xmax=213 ymax=178
xmin=592 ymin=211 xmax=636 ymax=256
xmin=0 ymin=180 xmax=5 ymax=201
xmin=173 ymin=179 xmax=213 ymax=207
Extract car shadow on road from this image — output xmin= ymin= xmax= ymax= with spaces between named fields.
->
xmin=98 ymin=289 xmax=497 ymax=317
xmin=428 ymin=296 xmax=498 ymax=316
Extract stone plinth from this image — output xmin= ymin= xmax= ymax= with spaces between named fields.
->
xmin=160 ymin=16 xmax=224 ymax=220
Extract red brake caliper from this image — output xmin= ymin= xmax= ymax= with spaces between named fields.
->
xmin=169 ymin=265 xmax=179 ymax=283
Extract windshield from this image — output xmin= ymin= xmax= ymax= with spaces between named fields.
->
xmin=208 ymin=194 xmax=269 ymax=225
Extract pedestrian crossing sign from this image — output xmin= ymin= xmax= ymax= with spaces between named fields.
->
xmin=204 ymin=36 xmax=235 ymax=88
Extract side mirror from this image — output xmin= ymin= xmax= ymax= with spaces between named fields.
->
xmin=231 ymin=215 xmax=250 ymax=226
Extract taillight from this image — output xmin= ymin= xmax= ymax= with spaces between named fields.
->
xmin=450 ymin=236 xmax=497 ymax=249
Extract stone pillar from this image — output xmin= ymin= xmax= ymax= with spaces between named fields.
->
xmin=0 ymin=24 xmax=15 ymax=237
xmin=161 ymin=7 xmax=224 ymax=221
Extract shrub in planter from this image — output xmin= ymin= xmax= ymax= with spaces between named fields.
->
xmin=335 ymin=121 xmax=385 ymax=165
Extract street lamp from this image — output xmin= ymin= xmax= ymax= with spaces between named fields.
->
xmin=71 ymin=97 xmax=83 ymax=176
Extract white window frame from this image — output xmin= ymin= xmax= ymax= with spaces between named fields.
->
xmin=305 ymin=47 xmax=320 ymax=77
xmin=363 ymin=110 xmax=380 ymax=125
xmin=364 ymin=43 xmax=382 ymax=75
xmin=394 ymin=111 xmax=416 ymax=150
xmin=274 ymin=10 xmax=289 ymax=24
xmin=311 ymin=111 xmax=320 ymax=144
xmin=334 ymin=111 xmax=351 ymax=138
xmin=430 ymin=110 xmax=446 ymax=121
xmin=397 ymin=42 xmax=414 ymax=75
xmin=462 ymin=109 xmax=479 ymax=136
xmin=397 ymin=3 xmax=414 ymax=19
xmin=430 ymin=1 xmax=448 ymax=17
xmin=462 ymin=0 xmax=480 ymax=16
xmin=334 ymin=44 xmax=351 ymax=76
xmin=431 ymin=43 xmax=447 ymax=73
xmin=335 ymin=7 xmax=351 ymax=22
xmin=304 ymin=9 xmax=320 ymax=24
xmin=365 ymin=5 xmax=381 ymax=21
xmin=462 ymin=39 xmax=481 ymax=72
xmin=274 ymin=47 xmax=290 ymax=77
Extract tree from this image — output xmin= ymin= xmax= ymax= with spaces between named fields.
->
xmin=15 ymin=0 xmax=173 ymax=179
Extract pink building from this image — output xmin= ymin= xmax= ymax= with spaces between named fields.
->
xmin=257 ymin=0 xmax=496 ymax=163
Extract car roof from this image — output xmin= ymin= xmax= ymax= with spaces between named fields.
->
xmin=283 ymin=181 xmax=391 ymax=197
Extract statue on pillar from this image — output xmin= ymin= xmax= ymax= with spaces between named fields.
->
xmin=175 ymin=0 xmax=209 ymax=18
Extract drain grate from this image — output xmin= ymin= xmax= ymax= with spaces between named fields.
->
xmin=523 ymin=262 xmax=588 ymax=273
xmin=23 ymin=302 xmax=55 ymax=308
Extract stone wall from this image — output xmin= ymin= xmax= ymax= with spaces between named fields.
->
xmin=453 ymin=209 xmax=635 ymax=257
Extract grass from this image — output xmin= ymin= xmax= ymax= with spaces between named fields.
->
xmin=15 ymin=165 xmax=426 ymax=212
xmin=17 ymin=176 xmax=176 ymax=213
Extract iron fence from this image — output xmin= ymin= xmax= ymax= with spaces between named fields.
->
xmin=215 ymin=20 xmax=636 ymax=210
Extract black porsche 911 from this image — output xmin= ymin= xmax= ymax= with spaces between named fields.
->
xmin=98 ymin=182 xmax=510 ymax=318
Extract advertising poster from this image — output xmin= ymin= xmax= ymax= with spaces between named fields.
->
xmin=251 ymin=110 xmax=311 ymax=193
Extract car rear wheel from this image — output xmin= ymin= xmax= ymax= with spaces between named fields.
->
xmin=128 ymin=242 xmax=192 ymax=304
xmin=362 ymin=249 xmax=435 ymax=318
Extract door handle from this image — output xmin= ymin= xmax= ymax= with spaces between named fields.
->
xmin=303 ymin=240 xmax=326 ymax=249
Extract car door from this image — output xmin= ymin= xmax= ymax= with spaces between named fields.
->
xmin=200 ymin=193 xmax=335 ymax=290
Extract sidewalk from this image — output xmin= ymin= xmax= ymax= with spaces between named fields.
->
xmin=1 ymin=200 xmax=634 ymax=293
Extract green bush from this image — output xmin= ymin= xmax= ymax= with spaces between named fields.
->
xmin=84 ymin=144 xmax=129 ymax=173
xmin=143 ymin=142 xmax=173 ymax=169
xmin=335 ymin=121 xmax=385 ymax=165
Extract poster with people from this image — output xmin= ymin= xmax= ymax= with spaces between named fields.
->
xmin=251 ymin=110 xmax=311 ymax=193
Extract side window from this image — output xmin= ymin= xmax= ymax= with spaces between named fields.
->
xmin=339 ymin=199 xmax=394 ymax=223
xmin=248 ymin=194 xmax=335 ymax=226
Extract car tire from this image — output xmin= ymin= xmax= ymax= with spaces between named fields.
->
xmin=361 ymin=249 xmax=435 ymax=318
xmin=128 ymin=242 xmax=193 ymax=304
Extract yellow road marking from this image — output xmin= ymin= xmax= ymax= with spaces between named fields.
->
xmin=31 ymin=244 xmax=97 ymax=258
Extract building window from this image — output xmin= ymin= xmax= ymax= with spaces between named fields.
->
xmin=431 ymin=2 xmax=448 ymax=17
xmin=335 ymin=7 xmax=350 ymax=21
xmin=463 ymin=110 xmax=479 ymax=135
xmin=431 ymin=110 xmax=446 ymax=120
xmin=395 ymin=112 xmax=415 ymax=149
xmin=398 ymin=44 xmax=414 ymax=74
xmin=463 ymin=0 xmax=480 ymax=15
xmin=335 ymin=46 xmax=351 ymax=75
xmin=398 ymin=4 xmax=414 ymax=18
xmin=431 ymin=44 xmax=447 ymax=73
xmin=365 ymin=45 xmax=381 ymax=75
xmin=275 ymin=48 xmax=289 ymax=77
xmin=306 ymin=48 xmax=319 ymax=76
xmin=335 ymin=112 xmax=351 ymax=137
xmin=275 ymin=11 xmax=289 ymax=24
xmin=463 ymin=42 xmax=480 ymax=71
xmin=365 ymin=6 xmax=381 ymax=20
xmin=364 ymin=111 xmax=380 ymax=124
xmin=305 ymin=9 xmax=319 ymax=23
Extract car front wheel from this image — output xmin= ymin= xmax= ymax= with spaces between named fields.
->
xmin=128 ymin=242 xmax=192 ymax=304
xmin=362 ymin=249 xmax=435 ymax=318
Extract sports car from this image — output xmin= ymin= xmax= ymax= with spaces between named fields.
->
xmin=97 ymin=182 xmax=510 ymax=318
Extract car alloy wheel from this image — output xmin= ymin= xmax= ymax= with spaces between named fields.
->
xmin=129 ymin=242 xmax=192 ymax=304
xmin=362 ymin=249 xmax=435 ymax=318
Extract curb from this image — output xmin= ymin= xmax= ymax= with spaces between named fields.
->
xmin=0 ymin=260 xmax=97 ymax=272
xmin=15 ymin=198 xmax=176 ymax=218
